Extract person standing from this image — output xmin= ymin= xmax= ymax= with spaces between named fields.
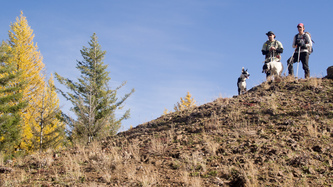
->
xmin=261 ymin=31 xmax=284 ymax=77
xmin=262 ymin=31 xmax=284 ymax=62
xmin=287 ymin=23 xmax=312 ymax=78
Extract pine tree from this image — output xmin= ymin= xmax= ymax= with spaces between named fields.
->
xmin=6 ymin=12 xmax=47 ymax=152
xmin=31 ymin=74 xmax=65 ymax=152
xmin=55 ymin=33 xmax=134 ymax=143
xmin=0 ymin=41 xmax=27 ymax=154
xmin=174 ymin=91 xmax=196 ymax=112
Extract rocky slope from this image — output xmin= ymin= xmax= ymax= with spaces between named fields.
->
xmin=1 ymin=77 xmax=332 ymax=186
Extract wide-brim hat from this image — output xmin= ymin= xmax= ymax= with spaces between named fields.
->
xmin=266 ymin=31 xmax=276 ymax=38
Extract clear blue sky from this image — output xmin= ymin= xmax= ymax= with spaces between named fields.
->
xmin=1 ymin=1 xmax=331 ymax=132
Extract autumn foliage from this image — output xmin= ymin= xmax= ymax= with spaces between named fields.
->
xmin=174 ymin=91 xmax=197 ymax=112
xmin=1 ymin=12 xmax=65 ymax=154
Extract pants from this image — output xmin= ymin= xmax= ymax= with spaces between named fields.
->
xmin=287 ymin=52 xmax=310 ymax=78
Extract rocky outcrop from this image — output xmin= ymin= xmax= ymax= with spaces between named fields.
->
xmin=327 ymin=66 xmax=333 ymax=79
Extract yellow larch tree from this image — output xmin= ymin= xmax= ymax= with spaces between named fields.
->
xmin=174 ymin=91 xmax=196 ymax=112
xmin=163 ymin=108 xmax=170 ymax=115
xmin=31 ymin=74 xmax=65 ymax=152
xmin=6 ymin=12 xmax=47 ymax=152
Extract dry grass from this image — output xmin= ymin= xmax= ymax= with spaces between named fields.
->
xmin=204 ymin=112 xmax=220 ymax=132
xmin=1 ymin=78 xmax=332 ymax=186
xmin=149 ymin=134 xmax=169 ymax=155
xmin=189 ymin=176 xmax=202 ymax=187
xmin=228 ymin=107 xmax=242 ymax=123
xmin=306 ymin=119 xmax=318 ymax=137
xmin=63 ymin=151 xmax=84 ymax=181
xmin=202 ymin=133 xmax=220 ymax=156
xmin=138 ymin=166 xmax=159 ymax=186
xmin=308 ymin=77 xmax=322 ymax=88
xmin=181 ymin=151 xmax=207 ymax=173
xmin=0 ymin=153 xmax=3 ymax=166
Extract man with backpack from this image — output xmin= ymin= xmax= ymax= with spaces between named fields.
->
xmin=287 ymin=23 xmax=313 ymax=78
xmin=261 ymin=31 xmax=284 ymax=77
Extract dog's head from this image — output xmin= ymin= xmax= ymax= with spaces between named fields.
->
xmin=241 ymin=67 xmax=250 ymax=79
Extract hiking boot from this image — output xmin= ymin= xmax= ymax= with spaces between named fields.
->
xmin=305 ymin=72 xmax=310 ymax=79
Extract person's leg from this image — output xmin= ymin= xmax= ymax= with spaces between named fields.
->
xmin=287 ymin=53 xmax=297 ymax=76
xmin=301 ymin=52 xmax=310 ymax=78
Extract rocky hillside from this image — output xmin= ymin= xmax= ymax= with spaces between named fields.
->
xmin=1 ymin=77 xmax=332 ymax=186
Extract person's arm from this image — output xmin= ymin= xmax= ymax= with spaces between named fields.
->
xmin=261 ymin=42 xmax=268 ymax=55
xmin=292 ymin=35 xmax=296 ymax=48
xmin=276 ymin=41 xmax=284 ymax=53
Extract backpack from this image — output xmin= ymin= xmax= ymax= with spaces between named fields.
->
xmin=305 ymin=32 xmax=314 ymax=54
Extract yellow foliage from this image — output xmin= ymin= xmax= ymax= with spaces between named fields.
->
xmin=33 ymin=74 xmax=65 ymax=150
xmin=5 ymin=12 xmax=64 ymax=152
xmin=174 ymin=91 xmax=196 ymax=112
xmin=163 ymin=108 xmax=170 ymax=115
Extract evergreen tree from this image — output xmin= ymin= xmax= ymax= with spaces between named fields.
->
xmin=55 ymin=33 xmax=134 ymax=143
xmin=0 ymin=41 xmax=27 ymax=154
xmin=174 ymin=91 xmax=196 ymax=112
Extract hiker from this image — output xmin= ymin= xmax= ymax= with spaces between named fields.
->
xmin=287 ymin=23 xmax=312 ymax=78
xmin=261 ymin=31 xmax=284 ymax=77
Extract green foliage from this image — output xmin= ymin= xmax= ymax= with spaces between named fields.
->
xmin=0 ymin=41 xmax=27 ymax=154
xmin=6 ymin=12 xmax=50 ymax=153
xmin=55 ymin=33 xmax=134 ymax=143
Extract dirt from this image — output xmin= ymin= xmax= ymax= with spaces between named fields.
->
xmin=1 ymin=77 xmax=333 ymax=186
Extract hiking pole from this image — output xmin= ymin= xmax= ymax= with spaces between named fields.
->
xmin=296 ymin=46 xmax=300 ymax=78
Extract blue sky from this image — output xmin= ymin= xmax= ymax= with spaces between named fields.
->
xmin=1 ymin=1 xmax=332 ymax=131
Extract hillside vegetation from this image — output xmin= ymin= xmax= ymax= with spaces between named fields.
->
xmin=1 ymin=77 xmax=332 ymax=186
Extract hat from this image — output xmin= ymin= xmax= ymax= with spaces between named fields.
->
xmin=266 ymin=31 xmax=275 ymax=36
xmin=297 ymin=23 xmax=304 ymax=28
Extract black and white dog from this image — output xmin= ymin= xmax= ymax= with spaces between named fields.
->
xmin=237 ymin=67 xmax=250 ymax=95
xmin=262 ymin=60 xmax=283 ymax=79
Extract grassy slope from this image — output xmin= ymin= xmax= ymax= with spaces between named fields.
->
xmin=1 ymin=77 xmax=332 ymax=186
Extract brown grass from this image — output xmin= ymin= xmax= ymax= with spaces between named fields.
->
xmin=1 ymin=78 xmax=332 ymax=186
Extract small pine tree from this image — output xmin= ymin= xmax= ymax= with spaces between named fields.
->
xmin=174 ymin=91 xmax=196 ymax=112
xmin=55 ymin=33 xmax=134 ymax=144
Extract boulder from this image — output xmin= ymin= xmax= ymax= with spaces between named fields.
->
xmin=327 ymin=66 xmax=333 ymax=79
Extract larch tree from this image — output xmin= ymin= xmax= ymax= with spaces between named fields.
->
xmin=174 ymin=91 xmax=196 ymax=112
xmin=6 ymin=12 xmax=53 ymax=152
xmin=31 ymin=74 xmax=66 ymax=152
xmin=0 ymin=41 xmax=27 ymax=154
xmin=55 ymin=33 xmax=134 ymax=143
xmin=163 ymin=108 xmax=170 ymax=115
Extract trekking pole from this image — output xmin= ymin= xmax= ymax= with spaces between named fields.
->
xmin=296 ymin=46 xmax=300 ymax=78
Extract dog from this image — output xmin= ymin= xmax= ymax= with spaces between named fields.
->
xmin=237 ymin=67 xmax=250 ymax=95
xmin=262 ymin=59 xmax=283 ymax=79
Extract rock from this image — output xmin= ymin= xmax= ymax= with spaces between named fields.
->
xmin=312 ymin=145 xmax=322 ymax=153
xmin=327 ymin=66 xmax=333 ymax=79
xmin=0 ymin=167 xmax=13 ymax=173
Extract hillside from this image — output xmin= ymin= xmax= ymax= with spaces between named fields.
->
xmin=1 ymin=77 xmax=332 ymax=186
